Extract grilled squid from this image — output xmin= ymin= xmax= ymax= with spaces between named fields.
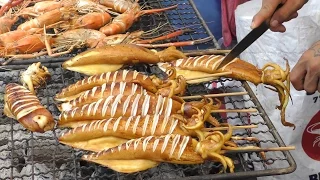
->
xmin=158 ymin=55 xmax=293 ymax=129
xmin=20 ymin=62 xmax=51 ymax=94
xmin=82 ymin=126 xmax=235 ymax=174
xmin=54 ymin=69 xmax=181 ymax=102
xmin=62 ymin=44 xmax=186 ymax=75
xmin=58 ymin=94 xmax=221 ymax=128
xmin=59 ymin=105 xmax=213 ymax=152
xmin=4 ymin=83 xmax=55 ymax=133
xmin=58 ymin=74 xmax=187 ymax=112
xmin=55 ymin=70 xmax=157 ymax=102
xmin=58 ymin=81 xmax=151 ymax=111
xmin=58 ymin=94 xmax=182 ymax=128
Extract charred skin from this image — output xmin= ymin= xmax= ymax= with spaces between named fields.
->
xmin=58 ymin=94 xmax=182 ymax=128
xmin=4 ymin=83 xmax=54 ymax=133
xmin=55 ymin=70 xmax=159 ymax=102
xmin=59 ymin=81 xmax=152 ymax=111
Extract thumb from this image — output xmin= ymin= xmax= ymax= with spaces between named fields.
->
xmin=251 ymin=0 xmax=282 ymax=29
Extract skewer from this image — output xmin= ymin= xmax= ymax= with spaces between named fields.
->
xmin=185 ymin=72 xmax=233 ymax=81
xmin=222 ymin=146 xmax=295 ymax=154
xmin=182 ymin=92 xmax=248 ymax=100
xmin=184 ymin=49 xmax=231 ymax=56
xmin=202 ymin=125 xmax=258 ymax=131
xmin=211 ymin=108 xmax=257 ymax=113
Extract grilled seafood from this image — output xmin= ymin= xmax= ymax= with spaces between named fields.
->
xmin=41 ymin=28 xmax=197 ymax=61
xmin=58 ymin=94 xmax=182 ymax=128
xmin=54 ymin=68 xmax=185 ymax=102
xmin=0 ymin=0 xmax=23 ymax=17
xmin=20 ymin=62 xmax=51 ymax=94
xmin=57 ymin=94 xmax=221 ymax=128
xmin=0 ymin=30 xmax=29 ymax=46
xmin=158 ymin=55 xmax=294 ymax=129
xmin=99 ymin=0 xmax=138 ymax=14
xmin=82 ymin=127 xmax=235 ymax=173
xmin=0 ymin=10 xmax=19 ymax=34
xmin=0 ymin=0 xmax=30 ymax=34
xmin=18 ymin=0 xmax=62 ymax=18
xmin=18 ymin=0 xmax=117 ymax=16
xmin=99 ymin=3 xmax=178 ymax=36
xmin=58 ymin=74 xmax=186 ymax=111
xmin=17 ymin=7 xmax=77 ymax=31
xmin=61 ymin=44 xmax=186 ymax=75
xmin=67 ymin=12 xmax=112 ymax=30
xmin=59 ymin=105 xmax=212 ymax=152
xmin=0 ymin=33 xmax=50 ymax=58
xmin=58 ymin=81 xmax=151 ymax=111
xmin=3 ymin=83 xmax=54 ymax=133
xmin=54 ymin=70 xmax=161 ymax=102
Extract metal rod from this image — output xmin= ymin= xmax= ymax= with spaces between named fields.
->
xmin=185 ymin=72 xmax=233 ymax=81
xmin=222 ymin=146 xmax=296 ymax=154
xmin=182 ymin=92 xmax=248 ymax=100
xmin=184 ymin=49 xmax=231 ymax=56
xmin=211 ymin=108 xmax=258 ymax=113
xmin=202 ymin=125 xmax=258 ymax=131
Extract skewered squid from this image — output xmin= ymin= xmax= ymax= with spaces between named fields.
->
xmin=59 ymin=105 xmax=213 ymax=152
xmin=82 ymin=125 xmax=235 ymax=173
xmin=55 ymin=70 xmax=158 ymax=102
xmin=158 ymin=55 xmax=293 ymax=129
xmin=3 ymin=83 xmax=54 ymax=133
xmin=57 ymin=94 xmax=221 ymax=128
xmin=54 ymin=68 xmax=184 ymax=102
xmin=58 ymin=75 xmax=186 ymax=112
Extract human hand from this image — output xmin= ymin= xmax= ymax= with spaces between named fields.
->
xmin=290 ymin=41 xmax=320 ymax=95
xmin=251 ymin=0 xmax=308 ymax=32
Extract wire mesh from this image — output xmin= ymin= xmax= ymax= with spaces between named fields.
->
xmin=0 ymin=63 xmax=296 ymax=180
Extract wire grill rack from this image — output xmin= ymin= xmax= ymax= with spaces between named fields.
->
xmin=0 ymin=0 xmax=220 ymax=66
xmin=0 ymin=63 xmax=296 ymax=180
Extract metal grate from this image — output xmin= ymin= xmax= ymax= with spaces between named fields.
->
xmin=0 ymin=64 xmax=296 ymax=180
xmin=0 ymin=0 xmax=220 ymax=66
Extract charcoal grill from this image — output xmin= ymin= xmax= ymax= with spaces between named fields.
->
xmin=0 ymin=0 xmax=296 ymax=179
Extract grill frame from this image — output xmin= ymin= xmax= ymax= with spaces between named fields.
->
xmin=0 ymin=64 xmax=296 ymax=180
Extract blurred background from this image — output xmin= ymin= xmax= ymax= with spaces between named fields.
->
xmin=193 ymin=0 xmax=223 ymax=41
